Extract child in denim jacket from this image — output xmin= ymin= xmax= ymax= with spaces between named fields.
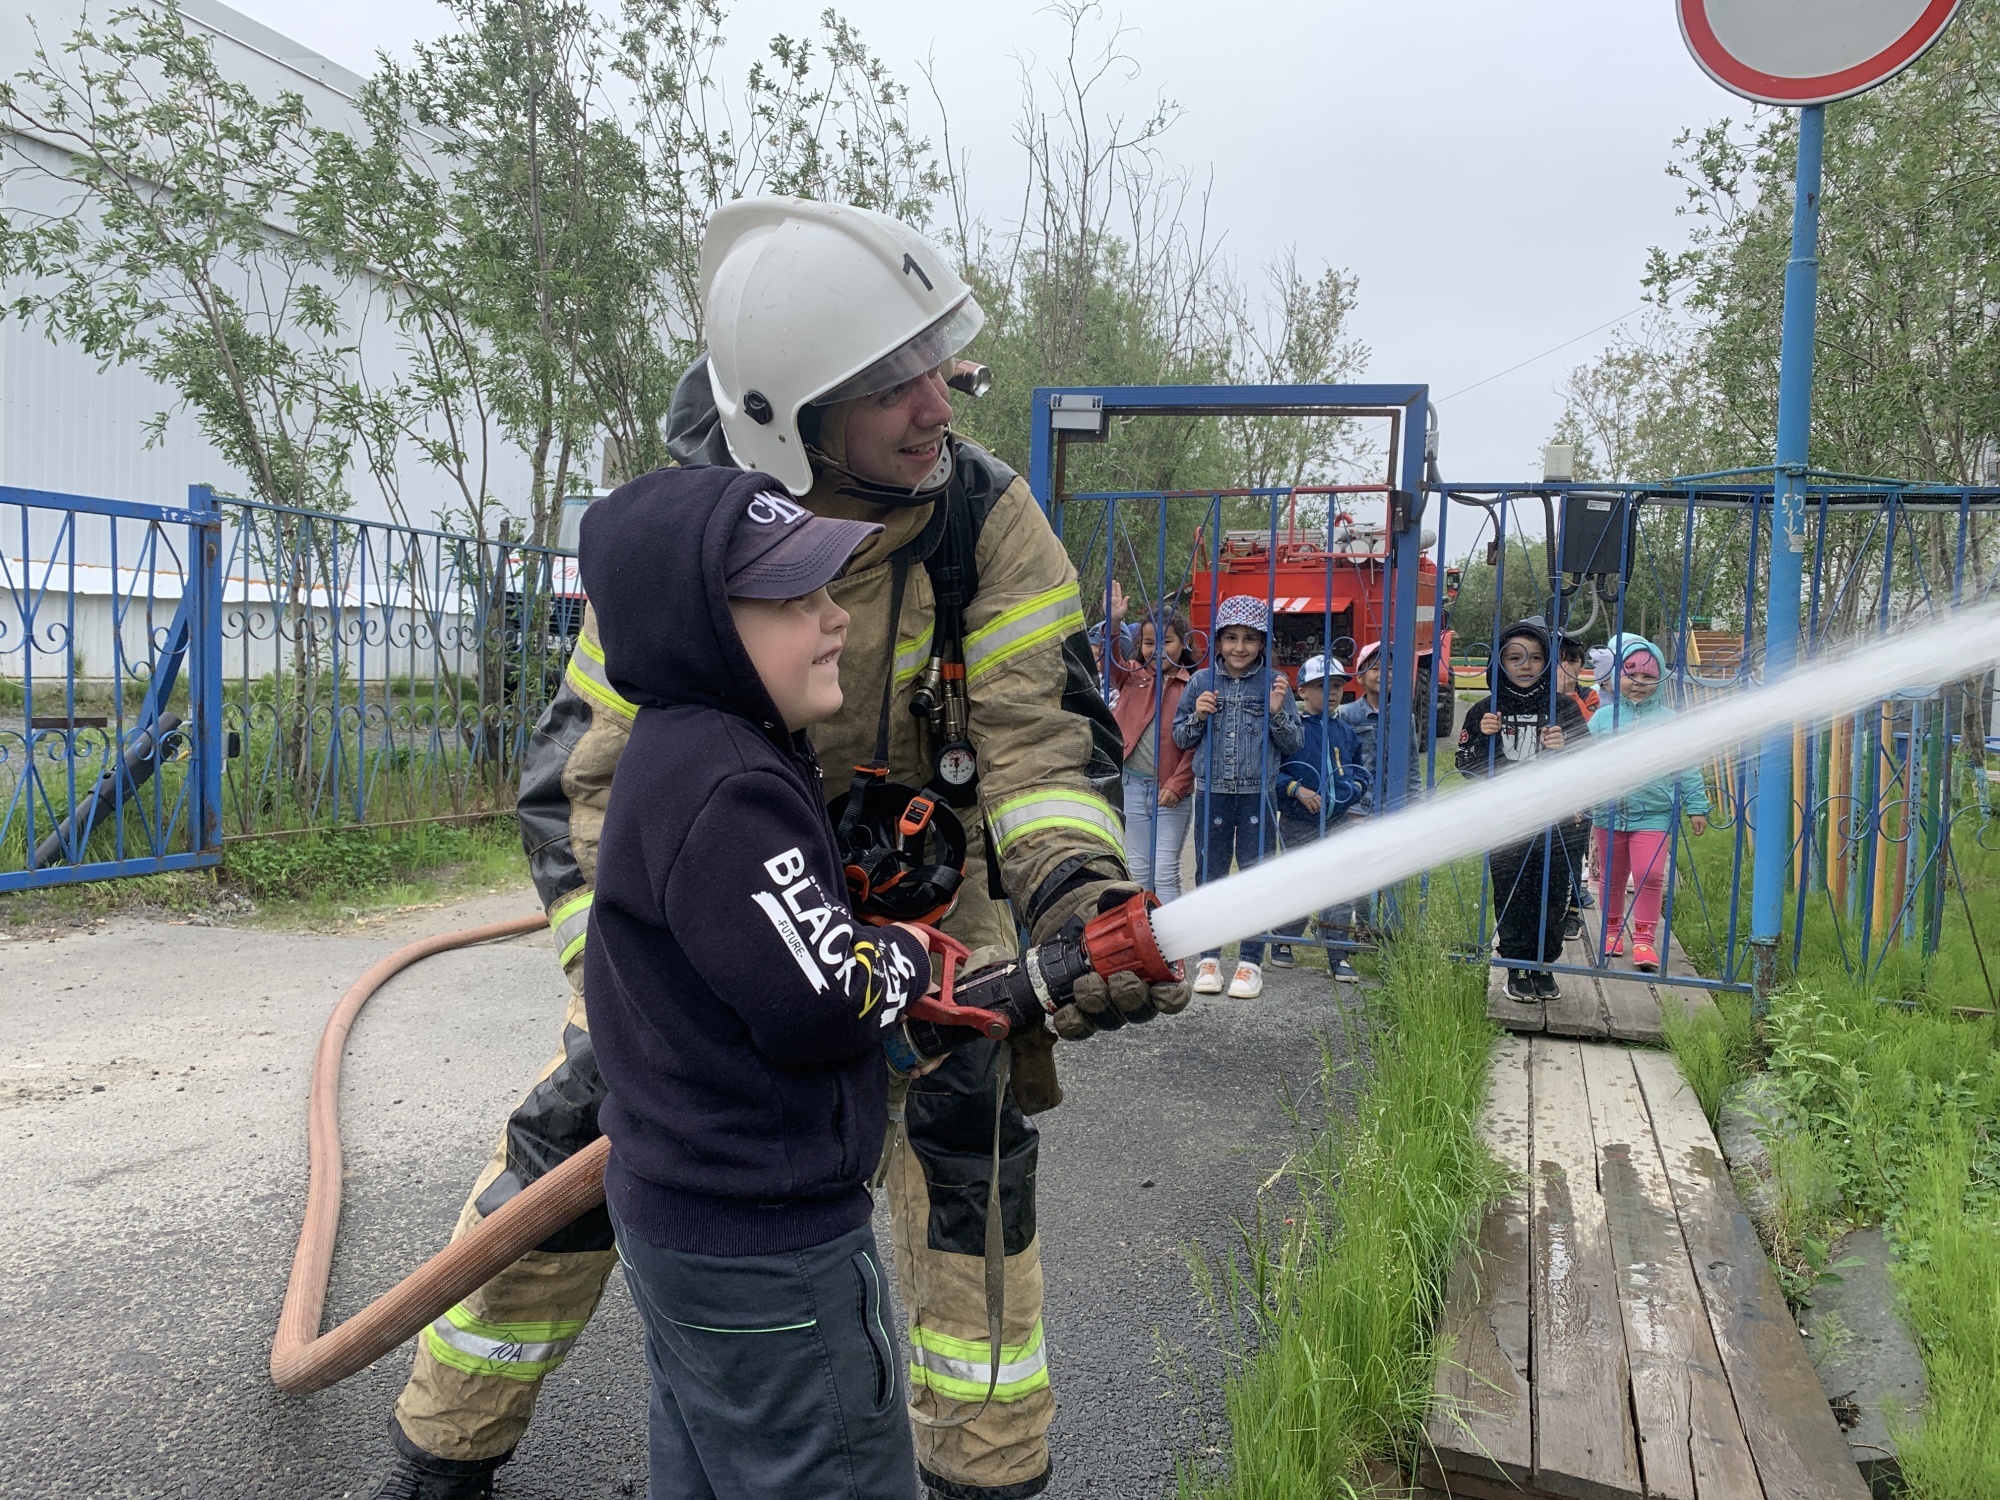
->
xmin=1172 ymin=594 xmax=1302 ymax=998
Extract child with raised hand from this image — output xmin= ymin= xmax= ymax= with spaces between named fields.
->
xmin=1172 ymin=594 xmax=1302 ymax=999
xmin=1106 ymin=582 xmax=1197 ymax=902
xmin=1455 ymin=620 xmax=1591 ymax=1001
xmin=579 ymin=469 xmax=935 ymax=1500
xmin=1590 ymin=634 xmax=1710 ymax=972
xmin=1272 ymin=654 xmax=1370 ymax=979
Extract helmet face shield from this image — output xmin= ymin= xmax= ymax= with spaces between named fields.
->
xmin=817 ymin=299 xmax=986 ymax=407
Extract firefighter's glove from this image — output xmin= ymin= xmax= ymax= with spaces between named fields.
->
xmin=1048 ymin=883 xmax=1194 ymax=1039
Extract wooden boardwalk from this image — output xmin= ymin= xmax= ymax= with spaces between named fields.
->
xmin=1421 ymin=1036 xmax=1872 ymax=1500
xmin=1487 ymin=933 xmax=1718 ymax=1045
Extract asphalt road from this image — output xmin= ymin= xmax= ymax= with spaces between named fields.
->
xmin=0 ymin=890 xmax=1360 ymax=1499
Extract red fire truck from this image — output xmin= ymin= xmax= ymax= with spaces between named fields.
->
xmin=1183 ymin=512 xmax=1460 ymax=743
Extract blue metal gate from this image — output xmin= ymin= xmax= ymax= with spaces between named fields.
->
xmin=2 ymin=483 xmax=222 ymax=891
xmin=1029 ymin=385 xmax=2000 ymax=998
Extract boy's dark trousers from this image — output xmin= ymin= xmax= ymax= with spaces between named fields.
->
xmin=1489 ymin=826 xmax=1582 ymax=966
xmin=610 ymin=1211 xmax=921 ymax=1500
xmin=1197 ymin=790 xmax=1272 ymax=963
xmin=1276 ymin=810 xmax=1341 ymax=940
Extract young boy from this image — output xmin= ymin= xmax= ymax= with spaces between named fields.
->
xmin=579 ymin=468 xmax=934 ymax=1500
xmin=1271 ymin=654 xmax=1370 ymax=979
xmin=1172 ymin=593 xmax=1302 ymax=999
xmin=1455 ymin=620 xmax=1591 ymax=1000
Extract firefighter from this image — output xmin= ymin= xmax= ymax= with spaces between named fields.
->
xmin=371 ymin=197 xmax=1192 ymax=1500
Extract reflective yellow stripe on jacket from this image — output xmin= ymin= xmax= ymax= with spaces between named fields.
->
xmin=963 ymin=584 xmax=1083 ymax=685
xmin=988 ymin=788 xmax=1122 ymax=860
xmin=548 ymin=887 xmax=592 ymax=969
xmin=421 ymin=1305 xmax=589 ymax=1383
xmin=563 ymin=631 xmax=638 ymax=721
xmin=895 ymin=622 xmax=935 ymax=688
xmin=907 ymin=1319 xmax=1050 ymax=1403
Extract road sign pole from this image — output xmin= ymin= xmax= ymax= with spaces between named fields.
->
xmin=1749 ymin=101 xmax=1824 ymax=1010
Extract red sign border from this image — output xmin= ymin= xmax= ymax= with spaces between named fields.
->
xmin=1679 ymin=0 xmax=1962 ymax=104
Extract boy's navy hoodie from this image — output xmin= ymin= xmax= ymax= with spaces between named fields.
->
xmin=579 ymin=466 xmax=932 ymax=1257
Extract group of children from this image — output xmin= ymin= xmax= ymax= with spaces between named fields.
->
xmin=1104 ymin=586 xmax=1711 ymax=1007
xmin=1455 ymin=620 xmax=1710 ymax=999
xmin=1106 ymin=589 xmax=1378 ymax=997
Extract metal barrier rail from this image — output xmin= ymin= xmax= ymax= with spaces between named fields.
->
xmin=212 ymin=489 xmax=578 ymax=838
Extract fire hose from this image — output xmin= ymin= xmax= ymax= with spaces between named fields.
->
xmin=269 ymin=896 xmax=1176 ymax=1394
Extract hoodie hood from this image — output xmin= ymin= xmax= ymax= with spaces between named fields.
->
xmin=1599 ymin=634 xmax=1670 ymax=719
xmin=578 ymin=465 xmax=791 ymax=735
xmin=1489 ymin=619 xmax=1554 ymax=717
xmin=667 ymin=355 xmax=954 ymax=508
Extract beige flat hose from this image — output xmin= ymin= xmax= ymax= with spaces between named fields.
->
xmin=270 ymin=914 xmax=611 ymax=1394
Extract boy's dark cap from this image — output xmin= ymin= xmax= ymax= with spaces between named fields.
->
xmin=725 ymin=490 xmax=882 ymax=599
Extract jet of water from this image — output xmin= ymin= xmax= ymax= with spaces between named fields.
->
xmin=1147 ymin=601 xmax=2000 ymax=963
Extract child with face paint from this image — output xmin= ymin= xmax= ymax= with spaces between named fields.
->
xmin=1589 ymin=636 xmax=1710 ymax=972
xmin=1455 ymin=620 xmax=1592 ymax=1000
xmin=1172 ymin=594 xmax=1303 ymax=999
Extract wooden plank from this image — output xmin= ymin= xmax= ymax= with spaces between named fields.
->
xmin=1633 ymin=1050 xmax=1873 ymax=1500
xmin=1488 ymin=964 xmax=1546 ymax=1033
xmin=1530 ymin=1039 xmax=1644 ymax=1500
xmin=1580 ymin=1046 xmax=1763 ymax=1500
xmin=1601 ymin=969 xmax=1665 ymax=1044
xmin=1427 ymin=1036 xmax=1534 ymax=1484
xmin=1542 ymin=968 xmax=1609 ymax=1038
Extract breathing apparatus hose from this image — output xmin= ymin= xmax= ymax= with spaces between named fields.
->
xmin=269 ymin=913 xmax=612 ymax=1395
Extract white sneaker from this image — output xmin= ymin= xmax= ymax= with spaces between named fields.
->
xmin=1227 ymin=962 xmax=1264 ymax=999
xmin=1192 ymin=957 xmax=1224 ymax=994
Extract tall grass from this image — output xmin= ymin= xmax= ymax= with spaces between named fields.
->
xmin=1179 ymin=923 xmax=1507 ymax=1498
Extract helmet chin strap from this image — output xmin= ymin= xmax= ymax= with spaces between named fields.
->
xmin=806 ymin=431 xmax=956 ymax=508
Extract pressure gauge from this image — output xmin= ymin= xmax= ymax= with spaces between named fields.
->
xmin=936 ymin=742 xmax=978 ymax=787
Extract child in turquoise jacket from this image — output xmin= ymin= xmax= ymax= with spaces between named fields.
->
xmin=1590 ymin=634 xmax=1710 ymax=971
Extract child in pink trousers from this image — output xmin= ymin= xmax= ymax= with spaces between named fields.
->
xmin=1589 ymin=635 xmax=1710 ymax=972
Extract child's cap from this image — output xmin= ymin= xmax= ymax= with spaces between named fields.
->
xmin=1351 ymin=640 xmax=1381 ymax=673
xmin=1298 ymin=654 xmax=1347 ymax=686
xmin=1214 ymin=594 xmax=1272 ymax=636
xmin=724 ymin=490 xmax=882 ymax=599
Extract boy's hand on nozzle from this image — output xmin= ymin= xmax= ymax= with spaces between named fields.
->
xmin=1194 ymin=690 xmax=1219 ymax=718
xmin=1479 ymin=712 xmax=1501 ymax=735
xmin=1540 ymin=723 xmax=1565 ymax=750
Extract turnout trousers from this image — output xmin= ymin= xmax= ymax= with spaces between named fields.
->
xmin=392 ymin=884 xmax=1052 ymax=1499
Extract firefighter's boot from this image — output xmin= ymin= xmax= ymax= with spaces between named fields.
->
xmin=368 ymin=1446 xmax=503 ymax=1500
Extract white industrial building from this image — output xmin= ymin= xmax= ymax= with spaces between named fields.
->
xmin=1 ymin=0 xmax=549 ymax=682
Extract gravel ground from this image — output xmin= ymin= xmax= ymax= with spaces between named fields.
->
xmin=0 ymin=891 xmax=1361 ymax=1499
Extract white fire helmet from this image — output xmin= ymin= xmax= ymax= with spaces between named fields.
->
xmin=699 ymin=197 xmax=985 ymax=496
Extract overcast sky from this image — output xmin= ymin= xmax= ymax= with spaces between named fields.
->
xmin=219 ymin=0 xmax=1749 ymax=483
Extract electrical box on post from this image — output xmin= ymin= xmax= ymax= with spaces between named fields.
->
xmin=1559 ymin=490 xmax=1639 ymax=580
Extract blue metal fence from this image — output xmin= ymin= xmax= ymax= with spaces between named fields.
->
xmin=1 ymin=483 xmax=222 ymax=891
xmin=1028 ymin=384 xmax=2000 ymax=997
xmin=3 ymin=484 xmax=579 ymax=891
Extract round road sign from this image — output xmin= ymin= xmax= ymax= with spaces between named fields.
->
xmin=1678 ymin=0 xmax=1963 ymax=105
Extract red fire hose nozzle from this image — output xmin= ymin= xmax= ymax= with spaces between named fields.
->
xmin=1079 ymin=890 xmax=1179 ymax=986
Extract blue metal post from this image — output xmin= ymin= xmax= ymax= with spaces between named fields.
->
xmin=1750 ymin=102 xmax=1824 ymax=1009
xmin=1379 ymin=395 xmax=1431 ymax=812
